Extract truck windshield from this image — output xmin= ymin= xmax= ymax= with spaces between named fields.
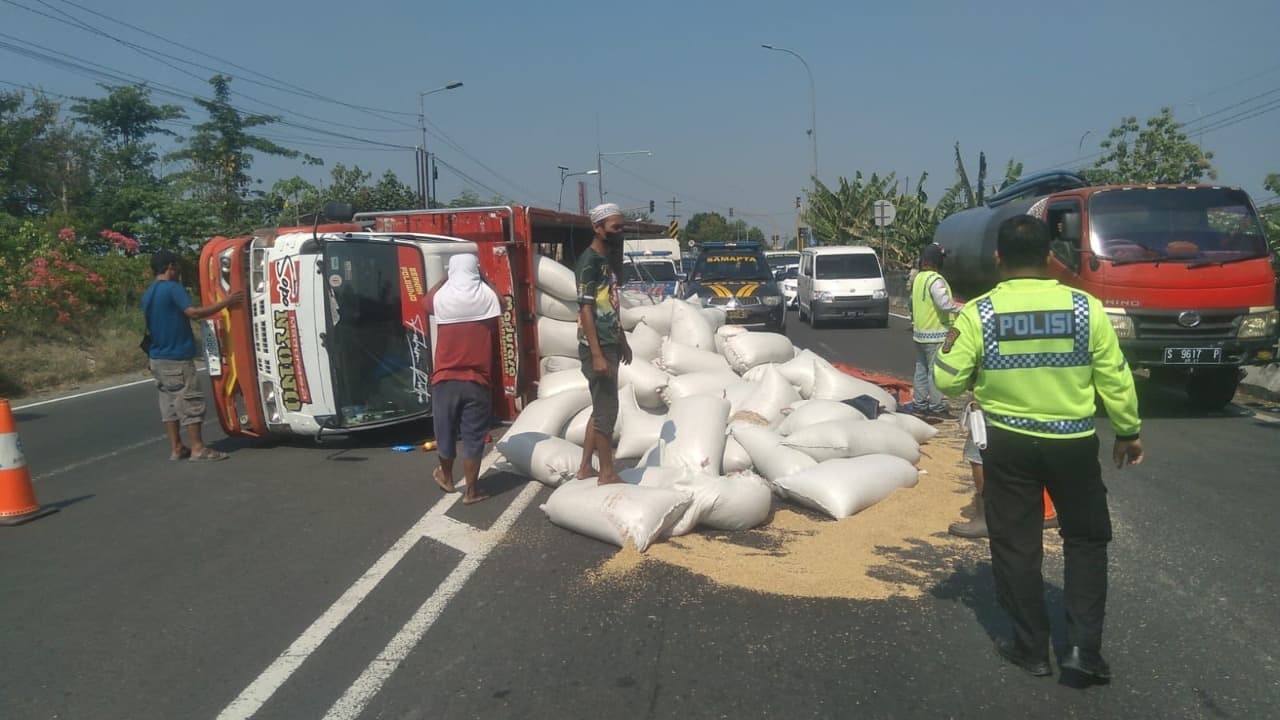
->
xmin=1089 ymin=188 xmax=1268 ymax=264
xmin=816 ymin=253 xmax=882 ymax=279
xmin=324 ymin=243 xmax=431 ymax=428
xmin=623 ymin=261 xmax=678 ymax=282
xmin=691 ymin=253 xmax=773 ymax=281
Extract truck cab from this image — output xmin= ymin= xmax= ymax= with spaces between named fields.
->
xmin=200 ymin=228 xmax=475 ymax=437
xmin=934 ymin=172 xmax=1278 ymax=410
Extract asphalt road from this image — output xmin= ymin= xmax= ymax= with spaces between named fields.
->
xmin=3 ymin=310 xmax=1278 ymax=719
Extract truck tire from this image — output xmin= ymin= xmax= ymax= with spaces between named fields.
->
xmin=1186 ymin=368 xmax=1240 ymax=412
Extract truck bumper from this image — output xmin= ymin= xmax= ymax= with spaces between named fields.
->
xmin=724 ymin=304 xmax=787 ymax=332
xmin=813 ymin=298 xmax=889 ymax=322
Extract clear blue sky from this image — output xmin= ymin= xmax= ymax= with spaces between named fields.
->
xmin=4 ymin=0 xmax=1278 ymax=234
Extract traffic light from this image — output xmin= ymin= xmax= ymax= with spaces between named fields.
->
xmin=649 ymin=200 xmax=655 ymax=213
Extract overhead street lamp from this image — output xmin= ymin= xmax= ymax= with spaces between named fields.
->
xmin=762 ymin=44 xmax=818 ymax=183
xmin=417 ymin=81 xmax=464 ymax=208
xmin=596 ymin=149 xmax=652 ymax=204
xmin=558 ymin=166 xmax=599 ymax=213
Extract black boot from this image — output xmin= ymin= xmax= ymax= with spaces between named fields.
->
xmin=1061 ymin=646 xmax=1111 ymax=680
xmin=994 ymin=637 xmax=1051 ymax=676
xmin=949 ymin=495 xmax=988 ymax=538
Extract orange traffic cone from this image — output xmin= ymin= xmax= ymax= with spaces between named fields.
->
xmin=0 ymin=399 xmax=58 ymax=526
xmin=1043 ymin=488 xmax=1058 ymax=529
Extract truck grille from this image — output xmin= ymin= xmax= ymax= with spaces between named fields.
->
xmin=1131 ymin=309 xmax=1241 ymax=341
xmin=706 ymin=296 xmax=761 ymax=306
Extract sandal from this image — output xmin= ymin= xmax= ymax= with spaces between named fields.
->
xmin=170 ymin=446 xmax=192 ymax=461
xmin=189 ymin=448 xmax=229 ymax=462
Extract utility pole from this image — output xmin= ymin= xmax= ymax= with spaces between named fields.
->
xmin=667 ymin=196 xmax=681 ymax=224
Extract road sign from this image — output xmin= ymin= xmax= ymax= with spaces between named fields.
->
xmin=687 ymin=239 xmax=696 ymax=248
xmin=873 ymin=199 xmax=896 ymax=227
xmin=668 ymin=220 xmax=680 ymax=238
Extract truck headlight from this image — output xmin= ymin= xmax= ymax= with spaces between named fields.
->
xmin=218 ymin=248 xmax=235 ymax=292
xmin=872 ymin=289 xmax=888 ymax=300
xmin=1238 ymin=310 xmax=1279 ymax=339
xmin=813 ymin=291 xmax=833 ymax=302
xmin=762 ymin=296 xmax=782 ymax=306
xmin=1107 ymin=312 xmax=1135 ymax=340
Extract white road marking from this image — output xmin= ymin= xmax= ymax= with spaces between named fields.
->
xmin=322 ymin=481 xmax=543 ymax=720
xmin=215 ymin=489 xmax=465 ymax=720
xmin=889 ymin=312 xmax=910 ymax=320
xmin=12 ymin=378 xmax=156 ymax=410
xmin=32 ymin=435 xmax=166 ymax=481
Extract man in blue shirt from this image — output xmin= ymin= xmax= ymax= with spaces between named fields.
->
xmin=142 ymin=251 xmax=243 ymax=461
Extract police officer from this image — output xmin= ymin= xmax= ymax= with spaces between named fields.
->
xmin=933 ymin=215 xmax=1144 ymax=681
xmin=909 ymin=243 xmax=962 ymax=419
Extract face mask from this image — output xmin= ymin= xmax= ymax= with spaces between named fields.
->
xmin=605 ymin=231 xmax=624 ymax=244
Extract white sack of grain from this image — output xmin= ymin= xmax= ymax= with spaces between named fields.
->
xmin=620 ymin=287 xmax=657 ymax=309
xmin=537 ymin=367 xmax=588 ymax=399
xmin=731 ymin=424 xmax=817 ymax=484
xmin=722 ymin=332 xmax=796 ymax=374
xmin=627 ymin=321 xmax=664 ymax=363
xmin=730 ymin=365 xmax=799 ymax=426
xmin=495 ymin=432 xmax=592 ymax=488
xmin=617 ymin=358 xmax=670 ymax=410
xmin=721 ymin=435 xmax=753 ymax=473
xmin=773 ymin=455 xmax=920 ymax=519
xmin=540 ymin=478 xmax=692 ymax=552
xmin=698 ymin=470 xmax=773 ymax=531
xmin=620 ymin=299 xmax=675 ymax=334
xmin=876 ymin=412 xmax=939 ymax=443
xmin=616 ymin=385 xmax=667 ymax=460
xmin=811 ymin=360 xmax=899 ymax=412
xmin=533 ymin=254 xmax=577 ymax=302
xmin=701 ymin=307 xmax=727 ymax=332
xmin=714 ymin=324 xmax=749 ymax=356
xmin=537 ymin=316 xmax=580 ymax=359
xmin=776 ymin=399 xmax=867 ymax=436
xmin=658 ymin=338 xmax=733 ymax=375
xmin=540 ymin=355 xmax=581 ymax=375
xmin=660 ymin=369 xmax=741 ymax=405
xmin=669 ymin=300 xmax=715 ymax=351
xmin=777 ymin=349 xmax=824 ymax=398
xmin=536 ymin=290 xmax=579 ymax=322
xmin=658 ymin=395 xmax=730 ymax=475
xmin=781 ymin=419 xmax=921 ymax=464
xmin=505 ymin=389 xmax=590 ymax=439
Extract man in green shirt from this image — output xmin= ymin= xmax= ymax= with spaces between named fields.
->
xmin=934 ymin=215 xmax=1144 ymax=682
xmin=575 ymin=203 xmax=633 ymax=485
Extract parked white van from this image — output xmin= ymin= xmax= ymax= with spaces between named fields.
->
xmin=796 ymin=246 xmax=889 ymax=327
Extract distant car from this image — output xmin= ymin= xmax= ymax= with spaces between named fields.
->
xmin=775 ymin=264 xmax=799 ymax=307
xmin=621 ymin=253 xmax=683 ymax=301
xmin=685 ymin=242 xmax=785 ymax=332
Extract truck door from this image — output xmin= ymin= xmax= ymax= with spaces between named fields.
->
xmin=1046 ymin=199 xmax=1084 ymax=280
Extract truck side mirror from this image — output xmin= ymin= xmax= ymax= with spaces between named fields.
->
xmin=1060 ymin=212 xmax=1082 ymax=244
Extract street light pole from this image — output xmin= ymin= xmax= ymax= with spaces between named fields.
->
xmin=596 ymin=149 xmax=653 ymax=204
xmin=417 ymin=81 xmax=463 ymax=208
xmin=558 ymin=166 xmax=598 ymax=213
xmin=762 ymin=44 xmax=818 ymax=182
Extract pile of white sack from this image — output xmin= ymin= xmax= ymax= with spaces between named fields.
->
xmin=487 ymin=259 xmax=938 ymax=553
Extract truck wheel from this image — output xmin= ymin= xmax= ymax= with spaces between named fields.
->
xmin=1186 ymin=368 xmax=1241 ymax=411
xmin=874 ymin=318 xmax=889 ymax=329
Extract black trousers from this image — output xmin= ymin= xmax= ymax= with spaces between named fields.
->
xmin=981 ymin=426 xmax=1113 ymax=656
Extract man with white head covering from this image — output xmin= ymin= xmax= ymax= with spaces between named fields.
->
xmin=575 ymin=203 xmax=633 ymax=484
xmin=423 ymin=253 xmax=501 ymax=503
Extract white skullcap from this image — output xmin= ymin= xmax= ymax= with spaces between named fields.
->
xmin=589 ymin=203 xmax=622 ymax=224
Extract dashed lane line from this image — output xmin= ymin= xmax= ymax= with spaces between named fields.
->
xmin=32 ymin=435 xmax=167 ymax=482
xmin=321 ymin=481 xmax=542 ymax=720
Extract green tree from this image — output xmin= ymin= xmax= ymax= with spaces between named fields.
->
xmin=167 ymin=75 xmax=300 ymax=229
xmin=1084 ymin=107 xmax=1215 ymax=185
xmin=71 ymin=84 xmax=186 ymax=241
xmin=685 ymin=211 xmax=733 ymax=245
xmin=445 ymin=188 xmax=510 ymax=208
xmin=0 ymin=90 xmax=91 ymax=219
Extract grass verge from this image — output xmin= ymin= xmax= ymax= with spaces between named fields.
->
xmin=0 ymin=307 xmax=148 ymax=398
